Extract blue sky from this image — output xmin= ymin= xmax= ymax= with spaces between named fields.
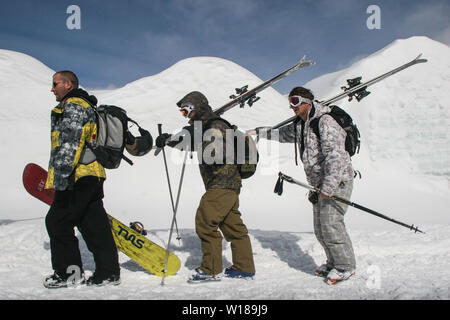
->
xmin=1 ymin=0 xmax=449 ymax=94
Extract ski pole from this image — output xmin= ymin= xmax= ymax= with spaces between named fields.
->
xmin=158 ymin=124 xmax=189 ymax=285
xmin=275 ymin=172 xmax=424 ymax=234
xmin=157 ymin=124 xmax=181 ymax=241
xmin=160 ymin=150 xmax=188 ymax=285
xmin=173 ymin=151 xmax=188 ymax=242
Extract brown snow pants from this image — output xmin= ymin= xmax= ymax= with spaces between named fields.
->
xmin=195 ymin=188 xmax=255 ymax=275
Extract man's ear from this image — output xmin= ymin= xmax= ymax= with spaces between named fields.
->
xmin=63 ymin=80 xmax=74 ymax=91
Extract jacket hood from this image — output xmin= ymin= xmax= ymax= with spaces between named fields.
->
xmin=63 ymin=88 xmax=98 ymax=106
xmin=308 ymin=101 xmax=331 ymax=121
xmin=177 ymin=91 xmax=214 ymax=122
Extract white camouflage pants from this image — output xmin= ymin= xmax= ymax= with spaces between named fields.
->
xmin=313 ymin=180 xmax=356 ymax=272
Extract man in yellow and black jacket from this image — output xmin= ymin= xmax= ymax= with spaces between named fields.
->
xmin=43 ymin=71 xmax=120 ymax=288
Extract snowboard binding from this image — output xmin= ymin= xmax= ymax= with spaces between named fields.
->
xmin=129 ymin=221 xmax=147 ymax=236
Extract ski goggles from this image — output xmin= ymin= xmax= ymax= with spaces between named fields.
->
xmin=179 ymin=102 xmax=195 ymax=118
xmin=289 ymin=96 xmax=312 ymax=108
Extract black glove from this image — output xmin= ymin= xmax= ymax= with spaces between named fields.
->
xmin=308 ymin=191 xmax=319 ymax=205
xmin=155 ymin=133 xmax=172 ymax=148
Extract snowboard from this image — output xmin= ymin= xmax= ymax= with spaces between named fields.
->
xmin=22 ymin=163 xmax=181 ymax=277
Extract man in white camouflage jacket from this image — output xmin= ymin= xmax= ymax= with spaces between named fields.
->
xmin=259 ymin=87 xmax=356 ymax=285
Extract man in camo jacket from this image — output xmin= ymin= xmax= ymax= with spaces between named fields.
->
xmin=258 ymin=87 xmax=356 ymax=284
xmin=156 ymin=91 xmax=255 ymax=282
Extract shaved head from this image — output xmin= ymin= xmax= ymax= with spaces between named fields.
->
xmin=54 ymin=70 xmax=79 ymax=88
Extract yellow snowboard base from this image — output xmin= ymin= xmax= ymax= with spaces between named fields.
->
xmin=107 ymin=214 xmax=181 ymax=277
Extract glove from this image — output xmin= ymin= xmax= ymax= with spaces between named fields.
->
xmin=155 ymin=133 xmax=172 ymax=148
xmin=308 ymin=191 xmax=319 ymax=205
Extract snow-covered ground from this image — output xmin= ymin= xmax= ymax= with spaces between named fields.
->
xmin=0 ymin=221 xmax=448 ymax=300
xmin=0 ymin=36 xmax=449 ymax=300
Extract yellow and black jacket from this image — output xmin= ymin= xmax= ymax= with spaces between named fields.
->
xmin=45 ymin=89 xmax=105 ymax=191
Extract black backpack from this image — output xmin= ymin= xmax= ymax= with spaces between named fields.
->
xmin=79 ymin=105 xmax=151 ymax=169
xmin=300 ymin=105 xmax=360 ymax=160
xmin=204 ymin=117 xmax=259 ymax=179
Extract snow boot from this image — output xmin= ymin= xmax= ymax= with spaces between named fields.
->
xmin=314 ymin=264 xmax=333 ymax=277
xmin=326 ymin=268 xmax=355 ymax=285
xmin=86 ymin=273 xmax=121 ymax=287
xmin=43 ymin=272 xmax=85 ymax=289
xmin=187 ymin=268 xmax=221 ymax=283
xmin=224 ymin=267 xmax=255 ymax=279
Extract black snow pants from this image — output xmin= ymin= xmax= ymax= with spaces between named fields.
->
xmin=45 ymin=176 xmax=120 ymax=279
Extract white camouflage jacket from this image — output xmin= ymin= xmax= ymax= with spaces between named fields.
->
xmin=273 ymin=102 xmax=354 ymax=196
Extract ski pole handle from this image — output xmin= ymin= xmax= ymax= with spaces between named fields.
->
xmin=155 ymin=124 xmax=163 ymax=156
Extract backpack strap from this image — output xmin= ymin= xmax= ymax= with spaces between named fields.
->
xmin=298 ymin=114 xmax=326 ymax=163
xmin=308 ymin=107 xmax=350 ymax=149
xmin=310 ymin=106 xmax=346 ymax=142
xmin=310 ymin=117 xmax=322 ymax=141
xmin=294 ymin=117 xmax=303 ymax=165
xmin=204 ymin=116 xmax=233 ymax=130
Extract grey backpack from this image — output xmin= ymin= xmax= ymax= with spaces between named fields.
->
xmin=80 ymin=105 xmax=147 ymax=169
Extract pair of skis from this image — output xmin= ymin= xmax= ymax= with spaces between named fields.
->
xmin=267 ymin=54 xmax=427 ymax=130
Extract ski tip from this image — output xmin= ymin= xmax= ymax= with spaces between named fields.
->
xmin=414 ymin=53 xmax=428 ymax=64
xmin=297 ymin=55 xmax=316 ymax=66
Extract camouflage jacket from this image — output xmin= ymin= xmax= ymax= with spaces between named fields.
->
xmin=274 ymin=102 xmax=354 ymax=196
xmin=197 ymin=115 xmax=242 ymax=191
xmin=171 ymin=91 xmax=241 ymax=191
xmin=45 ymin=89 xmax=105 ymax=191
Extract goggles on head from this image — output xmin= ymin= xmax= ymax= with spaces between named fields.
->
xmin=179 ymin=102 xmax=195 ymax=118
xmin=289 ymin=96 xmax=312 ymax=108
